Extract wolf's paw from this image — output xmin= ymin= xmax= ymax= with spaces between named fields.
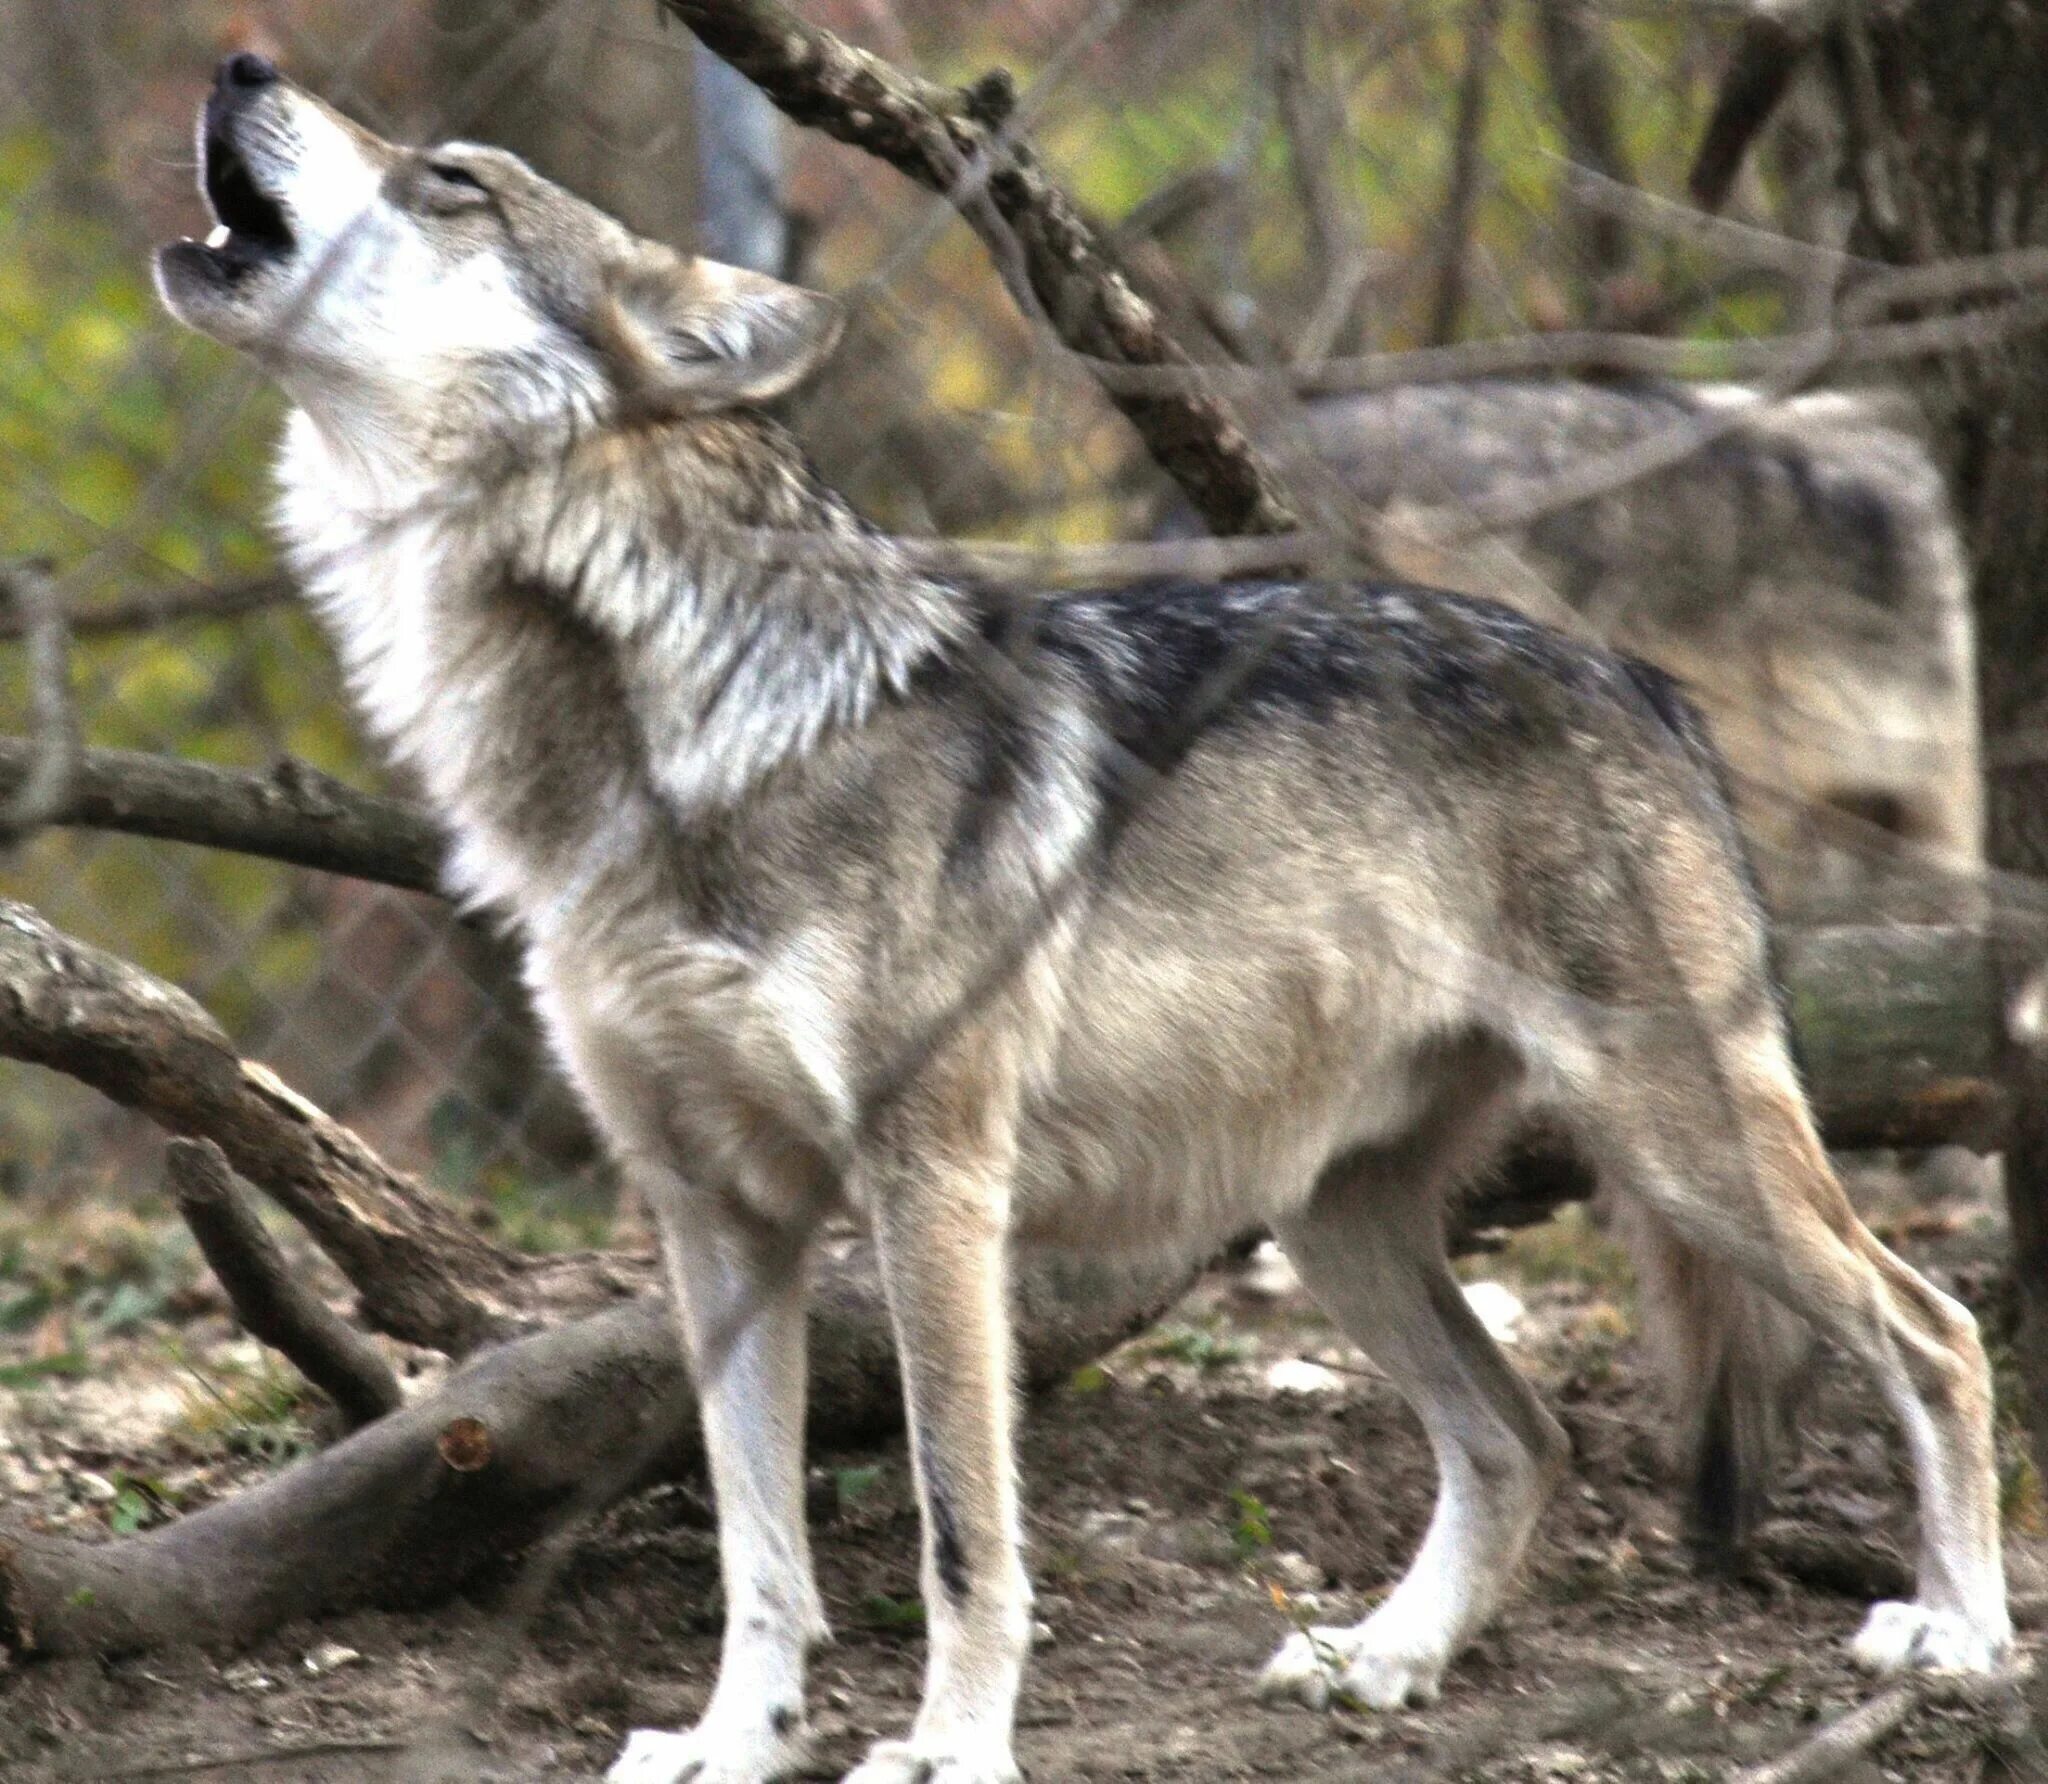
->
xmin=840 ymin=1735 xmax=1022 ymax=1783
xmin=607 ymin=1715 xmax=810 ymax=1784
xmin=1849 ymin=1601 xmax=2013 ymax=1675
xmin=1258 ymin=1618 xmax=1450 ymax=1712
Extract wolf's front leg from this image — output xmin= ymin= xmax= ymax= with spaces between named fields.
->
xmin=609 ymin=1174 xmax=825 ymax=1784
xmin=844 ymin=1097 xmax=1030 ymax=1784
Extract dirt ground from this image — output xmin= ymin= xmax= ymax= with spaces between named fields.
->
xmin=1 ymin=1173 xmax=2045 ymax=1782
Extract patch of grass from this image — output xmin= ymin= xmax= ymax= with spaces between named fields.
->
xmin=1475 ymin=1204 xmax=1636 ymax=1298
xmin=170 ymin=1349 xmax=315 ymax=1466
xmin=859 ymin=1591 xmax=926 ymax=1631
xmin=0 ymin=1352 xmax=90 ymax=1389
xmin=833 ymin=1463 xmax=885 ymax=1513
xmin=1985 ymin=1335 xmax=2046 ymax=1533
xmin=0 ymin=1205 xmax=197 ymax=1342
xmin=427 ymin=1113 xmax=613 ymax=1256
xmin=107 ymin=1472 xmax=179 ymax=1535
xmin=1736 ymin=1662 xmax=1794 ymax=1705
xmin=1135 ymin=1322 xmax=1254 ymax=1371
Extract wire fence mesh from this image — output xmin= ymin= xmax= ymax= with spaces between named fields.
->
xmin=0 ymin=0 xmax=2003 ymax=1221
xmin=0 ymin=3 xmax=2041 ymax=1776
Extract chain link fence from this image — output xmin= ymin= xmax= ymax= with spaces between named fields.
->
xmin=1 ymin=0 xmax=1995 ymax=1226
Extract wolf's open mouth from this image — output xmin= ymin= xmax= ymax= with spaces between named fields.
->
xmin=199 ymin=128 xmax=295 ymax=268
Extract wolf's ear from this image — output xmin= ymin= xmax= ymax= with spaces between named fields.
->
xmin=595 ymin=249 xmax=844 ymax=411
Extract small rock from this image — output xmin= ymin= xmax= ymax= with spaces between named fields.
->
xmin=1462 ymin=1279 xmax=1525 ymax=1344
xmin=1265 ymin=1358 xmax=1345 ymax=1396
xmin=1075 ymin=1509 xmax=1146 ymax=1559
xmin=1266 ymin=1551 xmax=1323 ymax=1592
xmin=221 ymin=1660 xmax=274 ymax=1693
xmin=303 ymin=1642 xmax=362 ymax=1676
xmin=74 ymin=1472 xmax=118 ymax=1505
xmin=1237 ymin=1240 xmax=1301 ymax=1301
xmin=1142 ymin=1517 xmax=1239 ymax=1568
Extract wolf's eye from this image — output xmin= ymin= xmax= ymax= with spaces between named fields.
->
xmin=423 ymin=161 xmax=492 ymax=206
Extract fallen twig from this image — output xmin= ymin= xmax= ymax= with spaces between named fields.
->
xmin=168 ymin=1137 xmax=404 ymax=1429
xmin=0 ymin=896 xmax=564 ymax=1355
xmin=1730 ymin=1680 xmax=1921 ymax=1784
xmin=92 ymin=1737 xmax=407 ymax=1780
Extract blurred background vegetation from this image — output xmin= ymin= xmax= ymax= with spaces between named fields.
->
xmin=0 ymin=0 xmax=1813 ymax=1234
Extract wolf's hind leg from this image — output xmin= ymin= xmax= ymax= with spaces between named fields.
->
xmin=608 ymin=1169 xmax=824 ymax=1784
xmin=1576 ymin=1032 xmax=2011 ymax=1676
xmin=1262 ymin=1054 xmax=1569 ymax=1712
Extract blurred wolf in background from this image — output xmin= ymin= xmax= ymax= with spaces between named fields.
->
xmin=156 ymin=54 xmax=2010 ymax=1784
xmin=1162 ymin=380 xmax=1980 ymax=926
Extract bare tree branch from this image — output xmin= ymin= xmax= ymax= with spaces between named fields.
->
xmin=1835 ymin=0 xmax=1917 ymax=261
xmin=1532 ymin=0 xmax=1633 ymax=293
xmin=656 ymin=0 xmax=1303 ymax=539
xmin=0 ymin=739 xmax=444 ymax=893
xmin=1427 ymin=0 xmax=1504 ymax=347
xmin=1267 ymin=0 xmax=1371 ymax=365
xmin=167 ymin=1137 xmax=404 ymax=1429
xmin=0 ymin=573 xmax=289 ymax=641
xmin=0 ymin=562 xmax=79 ymax=845
xmin=1688 ymin=6 xmax=1828 ymax=213
xmin=0 ymin=897 xmax=574 ymax=1356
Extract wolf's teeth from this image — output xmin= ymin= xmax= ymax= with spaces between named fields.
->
xmin=206 ymin=224 xmax=232 ymax=249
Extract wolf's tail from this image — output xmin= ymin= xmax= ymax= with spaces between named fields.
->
xmin=1612 ymin=1198 xmax=1808 ymax=1562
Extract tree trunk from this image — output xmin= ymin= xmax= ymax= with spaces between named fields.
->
xmin=1850 ymin=1 xmax=2048 ymax=1471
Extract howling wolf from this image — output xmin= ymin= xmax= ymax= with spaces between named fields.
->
xmin=157 ymin=53 xmax=2010 ymax=1784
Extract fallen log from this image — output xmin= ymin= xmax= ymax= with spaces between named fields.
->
xmin=0 ymin=883 xmax=2012 ymax=1655
xmin=0 ymin=1243 xmax=1196 ymax=1656
xmin=0 ymin=897 xmax=619 ymax=1356
xmin=0 ymin=895 xmax=1202 ymax=1655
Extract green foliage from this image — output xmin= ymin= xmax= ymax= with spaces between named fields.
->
xmin=106 ymin=1471 xmax=178 ymax=1535
xmin=1135 ymin=1321 xmax=1253 ymax=1371
xmin=858 ymin=1590 xmax=927 ymax=1631
xmin=170 ymin=1347 xmax=315 ymax=1466
xmin=0 ymin=1202 xmax=199 ymax=1346
xmin=833 ymin=1462 xmax=886 ymax=1512
xmin=1228 ymin=1486 xmax=1274 ymax=1560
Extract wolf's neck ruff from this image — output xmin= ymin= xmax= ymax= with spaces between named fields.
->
xmin=275 ymin=402 xmax=969 ymax=916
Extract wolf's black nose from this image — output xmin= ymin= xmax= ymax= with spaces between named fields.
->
xmin=217 ymin=52 xmax=279 ymax=92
